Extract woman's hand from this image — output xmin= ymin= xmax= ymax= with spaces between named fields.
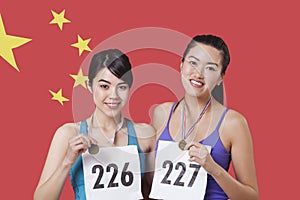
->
xmin=185 ymin=142 xmax=216 ymax=175
xmin=63 ymin=135 xmax=98 ymax=166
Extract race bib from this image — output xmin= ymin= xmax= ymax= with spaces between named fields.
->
xmin=82 ymin=145 xmax=143 ymax=200
xmin=150 ymin=140 xmax=211 ymax=200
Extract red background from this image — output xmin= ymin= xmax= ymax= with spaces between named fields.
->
xmin=1 ymin=0 xmax=299 ymax=199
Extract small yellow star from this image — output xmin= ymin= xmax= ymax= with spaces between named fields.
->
xmin=49 ymin=89 xmax=69 ymax=105
xmin=70 ymin=68 xmax=88 ymax=88
xmin=0 ymin=14 xmax=32 ymax=72
xmin=71 ymin=35 xmax=91 ymax=56
xmin=49 ymin=9 xmax=71 ymax=30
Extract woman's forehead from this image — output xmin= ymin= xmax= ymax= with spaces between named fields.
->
xmin=94 ymin=68 xmax=122 ymax=84
xmin=187 ymin=43 xmax=222 ymax=64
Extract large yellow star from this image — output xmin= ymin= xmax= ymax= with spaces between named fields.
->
xmin=49 ymin=9 xmax=71 ymax=30
xmin=49 ymin=89 xmax=69 ymax=105
xmin=70 ymin=68 xmax=88 ymax=88
xmin=71 ymin=35 xmax=91 ymax=56
xmin=0 ymin=14 xmax=32 ymax=72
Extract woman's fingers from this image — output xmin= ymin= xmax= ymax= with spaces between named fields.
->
xmin=182 ymin=142 xmax=210 ymax=165
xmin=184 ymin=141 xmax=202 ymax=151
xmin=65 ymin=135 xmax=98 ymax=165
xmin=69 ymin=135 xmax=98 ymax=149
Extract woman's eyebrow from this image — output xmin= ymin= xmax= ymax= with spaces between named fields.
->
xmin=188 ymin=56 xmax=218 ymax=67
xmin=206 ymin=62 xmax=219 ymax=67
xmin=98 ymin=79 xmax=111 ymax=84
xmin=188 ymin=55 xmax=200 ymax=61
xmin=117 ymin=81 xmax=126 ymax=85
xmin=99 ymin=79 xmax=126 ymax=85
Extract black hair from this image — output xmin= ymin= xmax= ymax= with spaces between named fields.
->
xmin=182 ymin=35 xmax=230 ymax=76
xmin=88 ymin=49 xmax=133 ymax=87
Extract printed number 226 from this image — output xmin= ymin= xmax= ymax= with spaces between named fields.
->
xmin=92 ymin=162 xmax=133 ymax=189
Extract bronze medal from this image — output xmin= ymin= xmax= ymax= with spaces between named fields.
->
xmin=180 ymin=97 xmax=211 ymax=151
xmin=88 ymin=143 xmax=99 ymax=155
xmin=178 ymin=140 xmax=187 ymax=150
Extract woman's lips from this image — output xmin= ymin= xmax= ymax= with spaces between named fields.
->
xmin=190 ymin=79 xmax=204 ymax=88
xmin=104 ymin=102 xmax=121 ymax=109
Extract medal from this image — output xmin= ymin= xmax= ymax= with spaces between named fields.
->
xmin=179 ymin=97 xmax=212 ymax=150
xmin=88 ymin=143 xmax=99 ymax=155
xmin=178 ymin=140 xmax=187 ymax=150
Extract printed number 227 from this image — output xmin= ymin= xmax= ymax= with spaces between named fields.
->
xmin=161 ymin=160 xmax=201 ymax=187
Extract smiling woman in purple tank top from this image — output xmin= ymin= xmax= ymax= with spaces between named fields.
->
xmin=152 ymin=35 xmax=258 ymax=200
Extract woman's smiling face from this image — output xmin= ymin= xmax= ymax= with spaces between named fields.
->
xmin=181 ymin=42 xmax=223 ymax=97
xmin=91 ymin=67 xmax=130 ymax=118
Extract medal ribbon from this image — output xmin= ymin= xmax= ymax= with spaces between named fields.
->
xmin=92 ymin=113 xmax=124 ymax=144
xmin=181 ymin=97 xmax=212 ymax=140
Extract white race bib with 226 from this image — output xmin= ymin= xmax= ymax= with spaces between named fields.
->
xmin=150 ymin=140 xmax=211 ymax=200
xmin=82 ymin=145 xmax=143 ymax=200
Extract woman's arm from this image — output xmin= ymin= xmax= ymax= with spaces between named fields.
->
xmin=151 ymin=102 xmax=173 ymax=139
xmin=34 ymin=123 xmax=96 ymax=200
xmin=187 ymin=110 xmax=259 ymax=200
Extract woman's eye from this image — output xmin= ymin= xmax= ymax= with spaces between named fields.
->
xmin=206 ymin=66 xmax=217 ymax=71
xmin=119 ymin=85 xmax=128 ymax=90
xmin=99 ymin=84 xmax=109 ymax=89
xmin=189 ymin=60 xmax=197 ymax=66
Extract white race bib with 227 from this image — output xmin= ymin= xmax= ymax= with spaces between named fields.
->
xmin=82 ymin=145 xmax=143 ymax=200
xmin=150 ymin=140 xmax=211 ymax=200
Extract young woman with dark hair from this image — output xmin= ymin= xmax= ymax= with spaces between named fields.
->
xmin=34 ymin=49 xmax=155 ymax=200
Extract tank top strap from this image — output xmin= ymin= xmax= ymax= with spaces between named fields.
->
xmin=165 ymin=103 xmax=178 ymax=127
xmin=127 ymin=119 xmax=142 ymax=152
xmin=70 ymin=120 xmax=88 ymax=200
xmin=79 ymin=120 xmax=88 ymax=134
xmin=215 ymin=108 xmax=229 ymax=130
xmin=202 ymin=108 xmax=229 ymax=148
xmin=126 ymin=119 xmax=136 ymax=139
xmin=126 ymin=119 xmax=145 ymax=177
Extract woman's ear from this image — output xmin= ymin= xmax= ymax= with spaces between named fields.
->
xmin=217 ymin=77 xmax=223 ymax=86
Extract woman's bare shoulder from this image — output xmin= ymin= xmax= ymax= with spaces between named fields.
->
xmin=153 ymin=102 xmax=174 ymax=114
xmin=52 ymin=122 xmax=80 ymax=142
xmin=133 ymin=122 xmax=155 ymax=139
xmin=221 ymin=108 xmax=251 ymax=141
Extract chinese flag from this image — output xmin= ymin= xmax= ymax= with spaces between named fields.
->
xmin=0 ymin=1 xmax=299 ymax=199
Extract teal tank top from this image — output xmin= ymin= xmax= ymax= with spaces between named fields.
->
xmin=69 ymin=119 xmax=145 ymax=200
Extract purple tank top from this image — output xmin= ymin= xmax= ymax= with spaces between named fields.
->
xmin=156 ymin=103 xmax=231 ymax=200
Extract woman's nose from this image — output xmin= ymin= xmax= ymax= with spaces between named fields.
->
xmin=109 ymin=87 xmax=119 ymax=99
xmin=192 ymin=64 xmax=205 ymax=79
